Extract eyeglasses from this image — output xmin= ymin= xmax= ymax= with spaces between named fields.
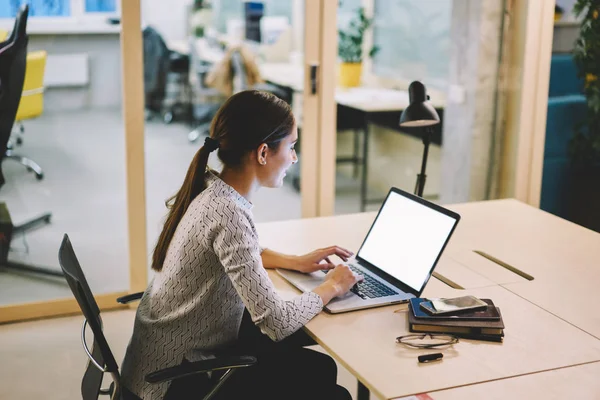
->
xmin=396 ymin=333 xmax=459 ymax=349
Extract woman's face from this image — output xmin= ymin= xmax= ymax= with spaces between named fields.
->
xmin=259 ymin=125 xmax=298 ymax=188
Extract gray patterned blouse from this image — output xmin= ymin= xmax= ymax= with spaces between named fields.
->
xmin=120 ymin=173 xmax=323 ymax=399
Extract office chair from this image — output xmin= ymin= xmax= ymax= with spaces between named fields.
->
xmin=0 ymin=5 xmax=55 ymax=277
xmin=143 ymin=26 xmax=192 ymax=124
xmin=7 ymin=50 xmax=47 ymax=180
xmin=58 ymin=234 xmax=257 ymax=400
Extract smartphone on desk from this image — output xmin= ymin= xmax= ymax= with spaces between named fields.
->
xmin=420 ymin=296 xmax=488 ymax=316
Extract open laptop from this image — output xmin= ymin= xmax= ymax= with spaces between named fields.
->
xmin=277 ymin=187 xmax=461 ymax=313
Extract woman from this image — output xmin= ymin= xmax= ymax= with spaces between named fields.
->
xmin=121 ymin=90 xmax=362 ymax=400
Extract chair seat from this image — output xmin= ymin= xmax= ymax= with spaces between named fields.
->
xmin=169 ymin=52 xmax=190 ymax=73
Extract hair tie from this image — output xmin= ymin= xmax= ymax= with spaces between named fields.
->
xmin=204 ymin=137 xmax=220 ymax=152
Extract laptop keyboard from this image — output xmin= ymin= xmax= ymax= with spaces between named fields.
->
xmin=347 ymin=265 xmax=398 ymax=299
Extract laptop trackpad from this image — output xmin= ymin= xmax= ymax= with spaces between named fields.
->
xmin=277 ymin=269 xmax=325 ymax=292
xmin=276 ymin=269 xmax=357 ymax=301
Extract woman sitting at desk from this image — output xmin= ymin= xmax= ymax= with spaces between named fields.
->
xmin=121 ymin=90 xmax=361 ymax=400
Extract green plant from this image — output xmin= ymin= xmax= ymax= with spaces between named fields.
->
xmin=338 ymin=7 xmax=380 ymax=63
xmin=570 ymin=0 xmax=600 ymax=167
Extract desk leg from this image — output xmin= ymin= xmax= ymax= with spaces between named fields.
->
xmin=357 ymin=381 xmax=370 ymax=400
xmin=353 ymin=129 xmax=360 ymax=178
xmin=360 ymin=117 xmax=369 ymax=212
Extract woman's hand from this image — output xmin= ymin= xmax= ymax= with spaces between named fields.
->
xmin=313 ymin=264 xmax=364 ymax=305
xmin=294 ymin=246 xmax=354 ymax=273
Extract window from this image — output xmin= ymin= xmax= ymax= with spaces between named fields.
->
xmin=0 ymin=0 xmax=117 ymax=19
xmin=1 ymin=0 xmax=69 ymax=18
xmin=338 ymin=0 xmax=361 ymax=30
xmin=372 ymin=0 xmax=452 ymax=90
xmin=85 ymin=0 xmax=117 ymax=13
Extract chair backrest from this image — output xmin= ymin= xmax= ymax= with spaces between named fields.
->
xmin=0 ymin=5 xmax=29 ymax=188
xmin=7 ymin=4 xmax=28 ymax=45
xmin=16 ymin=50 xmax=47 ymax=121
xmin=0 ymin=4 xmax=27 ymax=50
xmin=142 ymin=25 xmax=170 ymax=111
xmin=58 ymin=234 xmax=120 ymax=400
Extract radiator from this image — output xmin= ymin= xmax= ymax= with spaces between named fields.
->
xmin=44 ymin=53 xmax=89 ymax=87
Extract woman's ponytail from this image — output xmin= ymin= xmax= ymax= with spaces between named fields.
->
xmin=151 ymin=139 xmax=214 ymax=271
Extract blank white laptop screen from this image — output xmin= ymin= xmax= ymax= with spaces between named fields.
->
xmin=357 ymin=192 xmax=457 ymax=292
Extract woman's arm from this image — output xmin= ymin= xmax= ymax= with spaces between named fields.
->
xmin=261 ymin=247 xmax=354 ymax=273
xmin=261 ymin=248 xmax=297 ymax=270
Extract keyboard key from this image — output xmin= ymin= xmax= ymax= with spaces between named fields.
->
xmin=347 ymin=265 xmax=398 ymax=298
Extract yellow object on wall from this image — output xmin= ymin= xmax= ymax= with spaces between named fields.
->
xmin=16 ymin=51 xmax=47 ymax=121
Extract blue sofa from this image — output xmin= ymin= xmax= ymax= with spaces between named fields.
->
xmin=539 ymin=54 xmax=586 ymax=219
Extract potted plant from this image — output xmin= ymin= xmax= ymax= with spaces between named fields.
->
xmin=568 ymin=0 xmax=600 ymax=232
xmin=337 ymin=7 xmax=379 ymax=88
xmin=191 ymin=0 xmax=212 ymax=38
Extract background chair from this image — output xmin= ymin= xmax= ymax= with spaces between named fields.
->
xmin=58 ymin=234 xmax=256 ymax=400
xmin=7 ymin=50 xmax=47 ymax=180
xmin=143 ymin=26 xmax=193 ymax=124
xmin=0 ymin=5 xmax=54 ymax=277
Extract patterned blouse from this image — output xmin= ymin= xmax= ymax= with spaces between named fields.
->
xmin=120 ymin=172 xmax=323 ymax=399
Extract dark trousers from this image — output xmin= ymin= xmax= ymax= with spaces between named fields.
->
xmin=165 ymin=310 xmax=352 ymax=400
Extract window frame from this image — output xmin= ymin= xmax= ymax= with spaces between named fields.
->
xmin=0 ymin=0 xmax=121 ymax=34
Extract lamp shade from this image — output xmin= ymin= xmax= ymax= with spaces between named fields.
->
xmin=399 ymin=81 xmax=440 ymax=128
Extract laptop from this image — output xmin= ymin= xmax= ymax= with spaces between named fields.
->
xmin=277 ymin=187 xmax=461 ymax=313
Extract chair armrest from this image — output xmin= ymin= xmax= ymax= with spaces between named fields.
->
xmin=145 ymin=356 xmax=257 ymax=384
xmin=116 ymin=292 xmax=144 ymax=304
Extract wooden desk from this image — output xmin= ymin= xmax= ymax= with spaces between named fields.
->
xmin=444 ymin=199 xmax=600 ymax=339
xmin=409 ymin=361 xmax=600 ymax=400
xmin=257 ymin=207 xmax=600 ymax=399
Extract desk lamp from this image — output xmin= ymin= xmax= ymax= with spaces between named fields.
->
xmin=399 ymin=81 xmax=441 ymax=197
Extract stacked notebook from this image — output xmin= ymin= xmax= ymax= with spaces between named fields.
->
xmin=408 ymin=298 xmax=505 ymax=342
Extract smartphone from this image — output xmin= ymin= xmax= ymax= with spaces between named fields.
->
xmin=420 ymin=296 xmax=488 ymax=315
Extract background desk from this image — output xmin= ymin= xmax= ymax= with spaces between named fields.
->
xmin=256 ymin=200 xmax=600 ymax=399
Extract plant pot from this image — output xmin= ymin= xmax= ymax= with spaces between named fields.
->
xmin=339 ymin=62 xmax=362 ymax=88
xmin=566 ymin=164 xmax=600 ymax=233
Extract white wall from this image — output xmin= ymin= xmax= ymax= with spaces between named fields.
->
xmin=141 ymin=0 xmax=192 ymax=43
xmin=30 ymin=33 xmax=122 ymax=111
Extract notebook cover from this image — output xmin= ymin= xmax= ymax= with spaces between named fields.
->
xmin=409 ymin=298 xmax=501 ymax=321
xmin=408 ymin=301 xmax=505 ymax=330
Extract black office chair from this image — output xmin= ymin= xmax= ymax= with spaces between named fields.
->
xmin=0 ymin=4 xmax=44 ymax=182
xmin=143 ymin=26 xmax=193 ymax=124
xmin=58 ymin=234 xmax=257 ymax=400
xmin=0 ymin=5 xmax=55 ymax=277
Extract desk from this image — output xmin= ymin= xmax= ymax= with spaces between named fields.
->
xmin=415 ymin=361 xmax=600 ymax=399
xmin=444 ymin=199 xmax=600 ymax=339
xmin=256 ymin=201 xmax=600 ymax=399
xmin=190 ymin=38 xmax=447 ymax=211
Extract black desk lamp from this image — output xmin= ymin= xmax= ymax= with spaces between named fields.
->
xmin=399 ymin=81 xmax=441 ymax=197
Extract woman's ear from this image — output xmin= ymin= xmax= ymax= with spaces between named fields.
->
xmin=256 ymin=143 xmax=268 ymax=165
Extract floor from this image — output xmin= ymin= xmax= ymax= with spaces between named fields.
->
xmin=0 ymin=109 xmax=399 ymax=306
xmin=0 ymin=308 xmax=380 ymax=400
